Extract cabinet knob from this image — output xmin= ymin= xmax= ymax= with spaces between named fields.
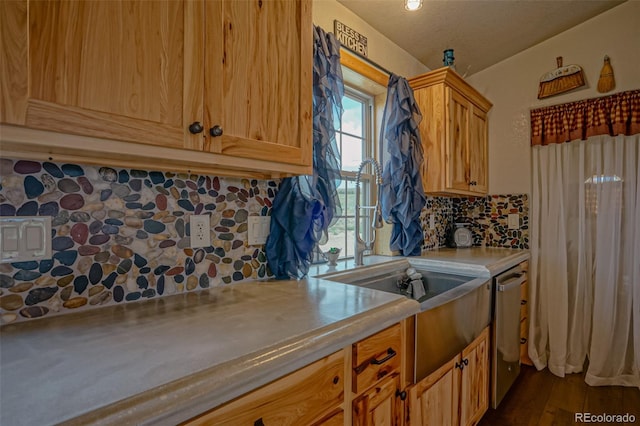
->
xmin=469 ymin=181 xmax=477 ymax=186
xmin=396 ymin=389 xmax=407 ymax=400
xmin=188 ymin=121 xmax=204 ymax=134
xmin=209 ymin=125 xmax=223 ymax=137
xmin=456 ymin=358 xmax=469 ymax=370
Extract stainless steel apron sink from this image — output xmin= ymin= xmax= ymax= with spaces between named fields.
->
xmin=320 ymin=259 xmax=491 ymax=382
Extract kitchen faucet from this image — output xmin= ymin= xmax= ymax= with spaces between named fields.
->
xmin=354 ymin=158 xmax=384 ymax=266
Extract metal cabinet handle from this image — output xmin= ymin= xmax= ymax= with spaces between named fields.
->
xmin=209 ymin=125 xmax=223 ymax=137
xmin=371 ymin=348 xmax=397 ymax=365
xmin=188 ymin=121 xmax=204 ymax=134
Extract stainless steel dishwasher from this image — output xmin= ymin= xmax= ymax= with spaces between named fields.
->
xmin=491 ymin=264 xmax=526 ymax=408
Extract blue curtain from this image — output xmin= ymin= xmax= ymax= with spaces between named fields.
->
xmin=266 ymin=26 xmax=344 ymax=279
xmin=380 ymin=74 xmax=426 ymax=256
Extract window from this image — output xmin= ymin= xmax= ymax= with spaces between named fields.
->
xmin=319 ymin=87 xmax=375 ymax=260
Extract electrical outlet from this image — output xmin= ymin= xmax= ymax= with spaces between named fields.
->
xmin=1 ymin=216 xmax=51 ymax=263
xmin=429 ymin=213 xmax=436 ymax=230
xmin=508 ymin=214 xmax=519 ymax=230
xmin=190 ymin=215 xmax=211 ymax=248
xmin=248 ymin=216 xmax=270 ymax=245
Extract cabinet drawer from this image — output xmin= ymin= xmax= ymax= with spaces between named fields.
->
xmin=184 ymin=350 xmax=344 ymax=425
xmin=520 ymin=298 xmax=528 ymax=320
xmin=353 ymin=323 xmax=402 ymax=394
xmin=520 ymin=316 xmax=529 ymax=338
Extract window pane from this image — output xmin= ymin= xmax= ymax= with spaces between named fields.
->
xmin=333 ymin=105 xmax=342 ymax=131
xmin=344 ymin=179 xmax=355 ymax=216
xmin=341 ymin=134 xmax=364 ymax=171
xmin=323 ymin=218 xmax=347 ymax=258
xmin=342 ymin=97 xmax=363 ymax=136
xmin=336 ymin=180 xmax=347 ymax=216
xmin=345 ymin=218 xmax=356 ymax=258
xmin=315 ymin=86 xmax=373 ymax=263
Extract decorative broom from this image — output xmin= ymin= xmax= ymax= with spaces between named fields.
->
xmin=597 ymin=55 xmax=615 ymax=93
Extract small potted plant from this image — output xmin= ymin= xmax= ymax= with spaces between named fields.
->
xmin=325 ymin=247 xmax=341 ymax=266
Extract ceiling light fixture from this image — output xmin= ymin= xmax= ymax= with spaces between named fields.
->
xmin=405 ymin=0 xmax=423 ymax=11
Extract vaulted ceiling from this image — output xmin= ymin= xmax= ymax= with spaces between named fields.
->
xmin=336 ymin=0 xmax=626 ymax=76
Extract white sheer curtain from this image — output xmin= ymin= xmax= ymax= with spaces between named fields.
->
xmin=529 ymin=134 xmax=640 ymax=387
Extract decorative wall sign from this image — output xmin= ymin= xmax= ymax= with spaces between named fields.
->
xmin=537 ymin=56 xmax=585 ymax=99
xmin=334 ymin=20 xmax=368 ymax=57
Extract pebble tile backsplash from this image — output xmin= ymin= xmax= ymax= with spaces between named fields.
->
xmin=0 ymin=159 xmax=276 ymax=324
xmin=0 ymin=157 xmax=528 ymax=324
xmin=420 ymin=196 xmax=454 ymax=251
xmin=451 ymin=194 xmax=529 ymax=249
xmin=419 ymin=194 xmax=529 ymax=252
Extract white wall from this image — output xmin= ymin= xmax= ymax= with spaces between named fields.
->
xmin=467 ymin=1 xmax=640 ymax=195
xmin=313 ymin=0 xmax=429 ymax=79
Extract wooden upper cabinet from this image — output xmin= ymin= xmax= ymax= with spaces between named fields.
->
xmin=203 ymin=0 xmax=312 ymax=167
xmin=2 ymin=0 xmax=200 ymax=148
xmin=409 ymin=67 xmax=492 ymax=196
xmin=0 ymin=0 xmax=312 ymax=178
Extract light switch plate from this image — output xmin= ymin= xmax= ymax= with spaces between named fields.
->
xmin=0 ymin=216 xmax=52 ymax=263
xmin=190 ymin=215 xmax=211 ymax=248
xmin=508 ymin=214 xmax=520 ymax=230
xmin=248 ymin=216 xmax=270 ymax=245
xmin=429 ymin=213 xmax=436 ymax=230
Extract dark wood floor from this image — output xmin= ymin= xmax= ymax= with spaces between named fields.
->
xmin=479 ymin=365 xmax=640 ymax=426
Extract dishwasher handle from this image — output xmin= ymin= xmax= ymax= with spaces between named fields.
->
xmin=497 ymin=273 xmax=526 ymax=292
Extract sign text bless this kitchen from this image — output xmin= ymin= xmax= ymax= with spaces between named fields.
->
xmin=334 ymin=20 xmax=368 ymax=57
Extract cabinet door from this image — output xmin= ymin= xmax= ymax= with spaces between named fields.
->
xmin=314 ymin=410 xmax=344 ymax=426
xmin=468 ymin=107 xmax=488 ymax=194
xmin=353 ymin=374 xmax=403 ymax=426
xmin=204 ymin=0 xmax=312 ymax=168
xmin=408 ymin=355 xmax=460 ymax=426
xmin=459 ymin=328 xmax=489 ymax=426
xmin=446 ymin=88 xmax=471 ymax=192
xmin=1 ymin=0 xmax=202 ymax=149
xmin=185 ymin=350 xmax=344 ymax=425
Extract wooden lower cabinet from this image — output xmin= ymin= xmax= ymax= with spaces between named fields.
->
xmin=519 ymin=261 xmax=533 ymax=366
xmin=459 ymin=328 xmax=489 ymax=426
xmin=408 ymin=327 xmax=489 ymax=426
xmin=183 ymin=350 xmax=344 ymax=425
xmin=353 ymin=374 xmax=403 ymax=426
xmin=350 ymin=323 xmax=409 ymax=426
xmin=408 ymin=356 xmax=460 ymax=426
xmin=317 ymin=410 xmax=345 ymax=426
xmin=183 ymin=321 xmax=409 ymax=426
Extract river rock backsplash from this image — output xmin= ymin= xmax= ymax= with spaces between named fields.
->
xmin=419 ymin=193 xmax=529 ymax=251
xmin=451 ymin=194 xmax=529 ymax=249
xmin=0 ymin=159 xmax=276 ymax=324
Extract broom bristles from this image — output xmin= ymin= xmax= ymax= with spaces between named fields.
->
xmin=597 ymin=55 xmax=615 ymax=93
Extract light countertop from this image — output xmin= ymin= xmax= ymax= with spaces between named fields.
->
xmin=0 ymin=247 xmax=528 ymax=426
xmin=0 ymin=269 xmax=418 ymax=426
xmin=414 ymin=247 xmax=529 ymax=277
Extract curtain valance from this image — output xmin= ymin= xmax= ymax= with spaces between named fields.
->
xmin=530 ymin=89 xmax=640 ymax=146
